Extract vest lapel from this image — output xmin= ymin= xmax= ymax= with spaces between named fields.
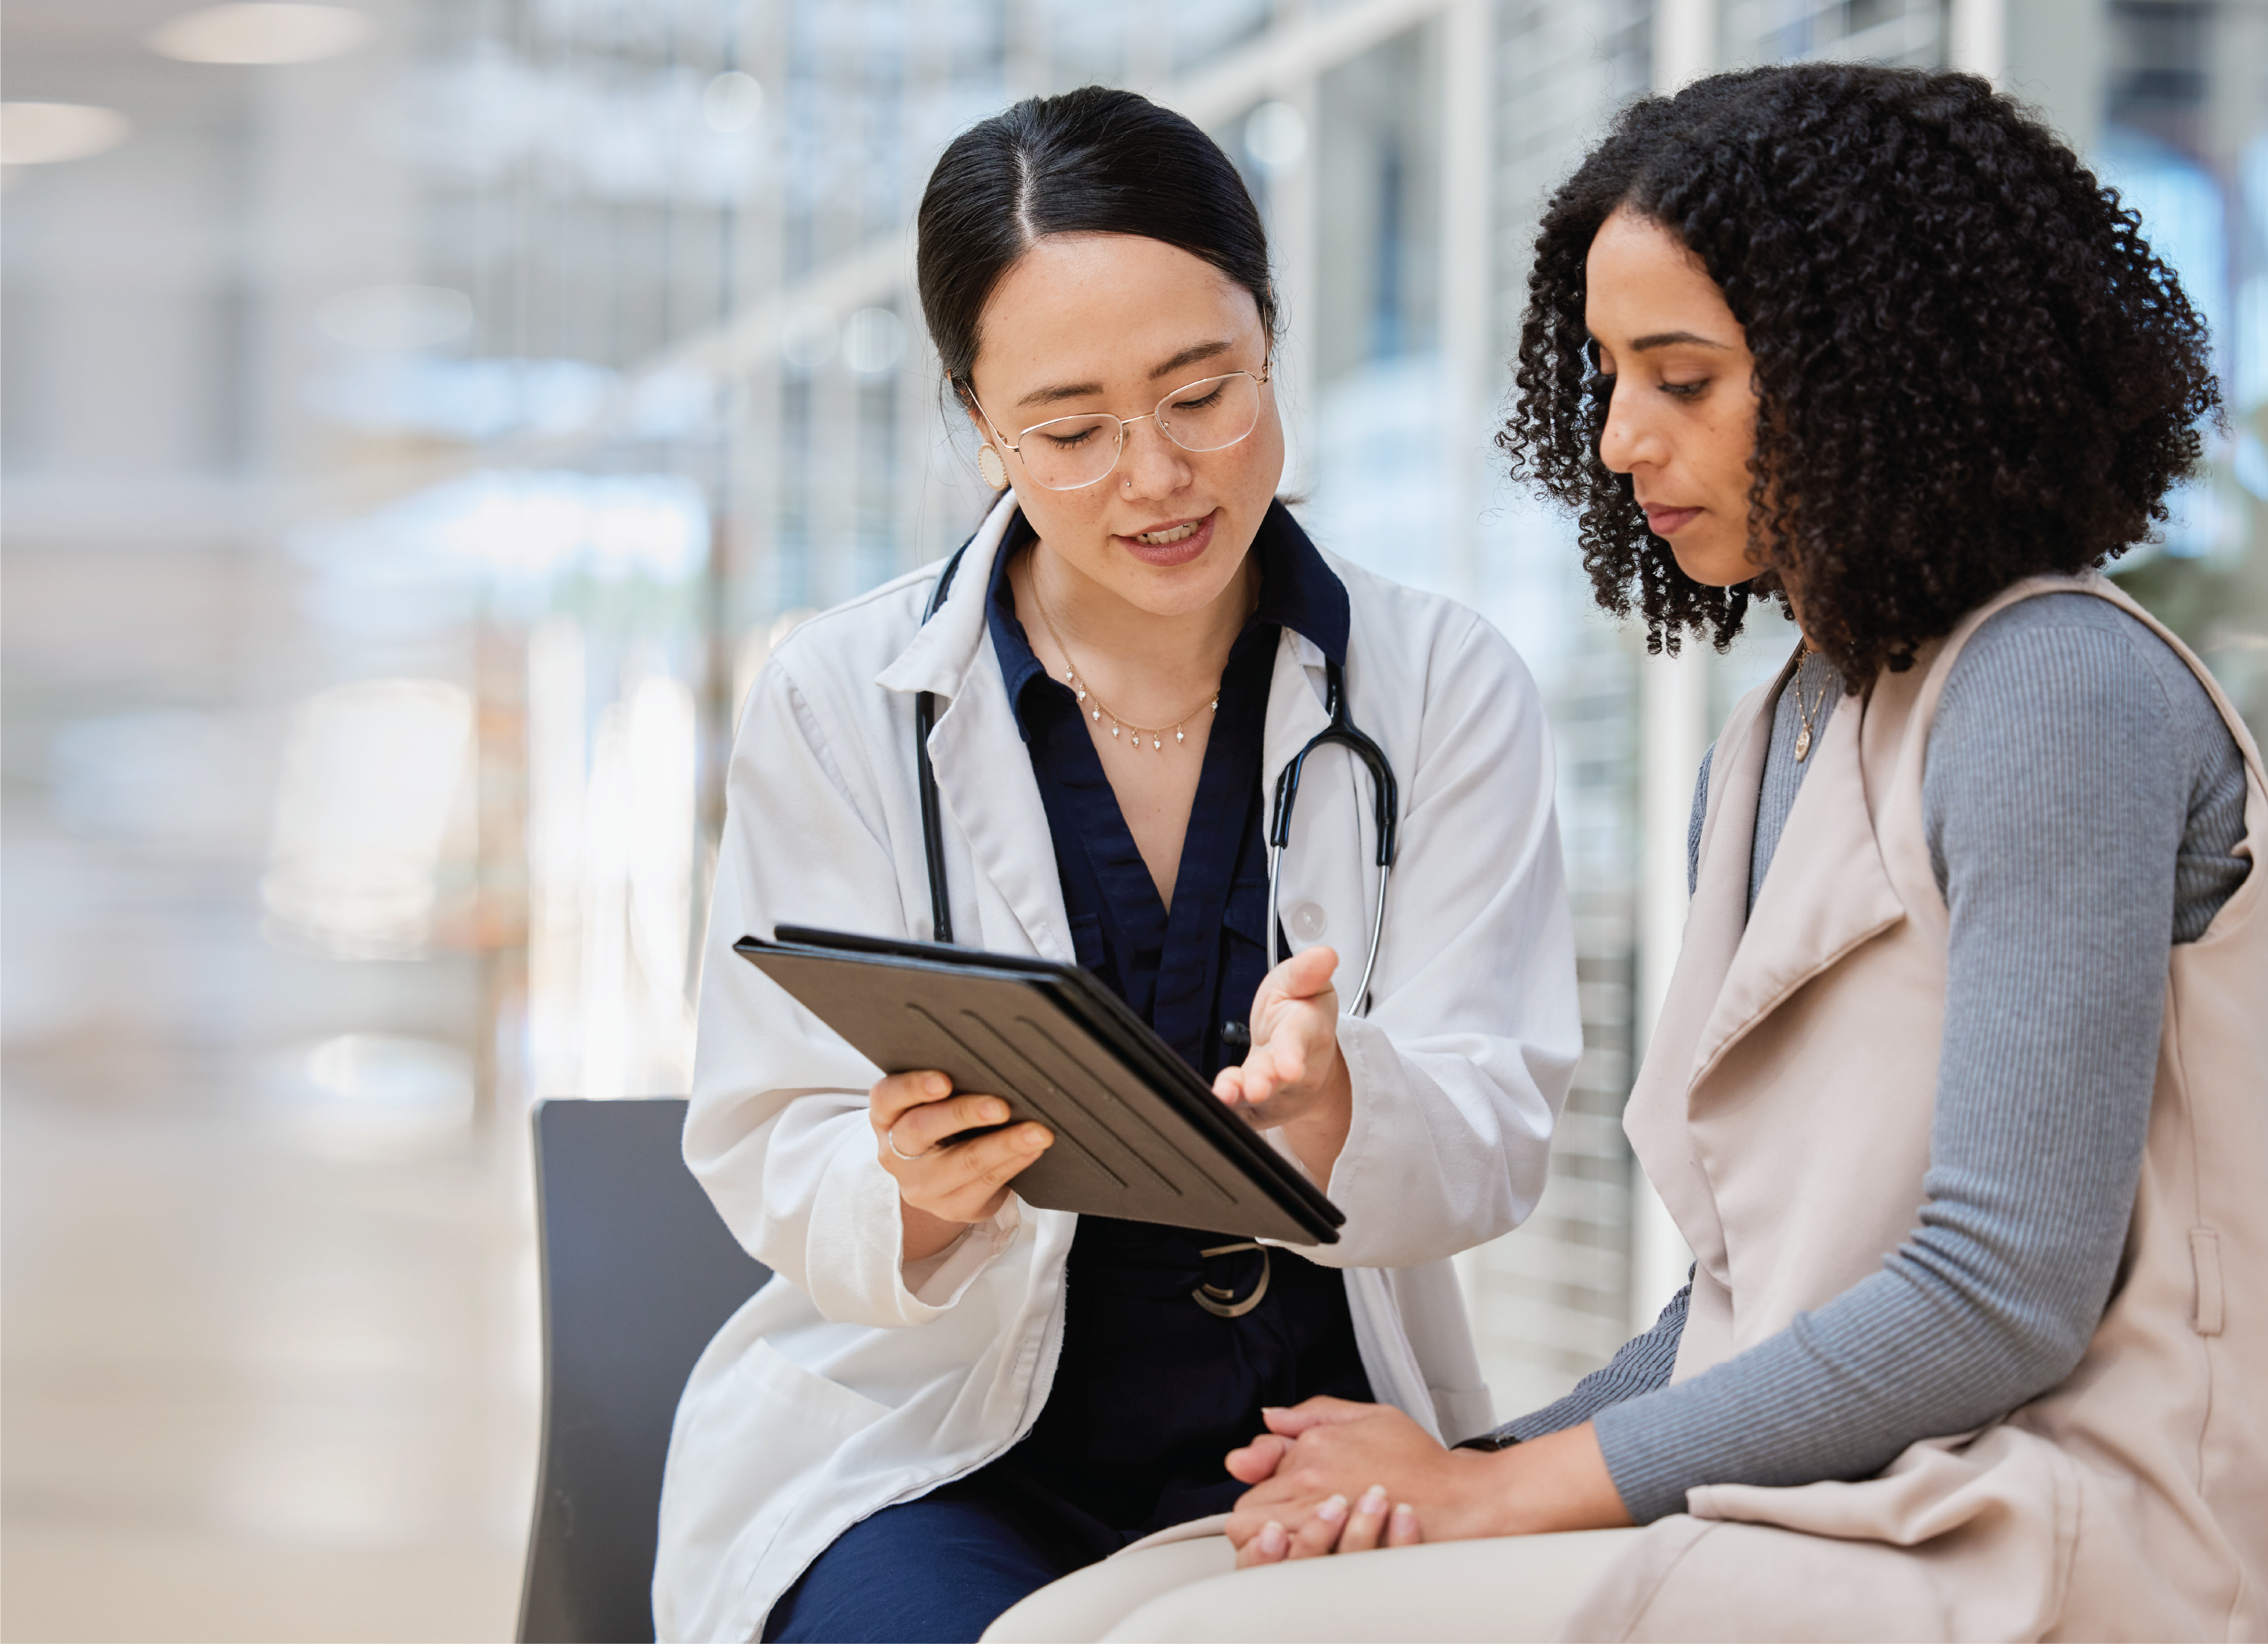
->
xmin=1622 ymin=668 xmax=1777 ymax=1288
xmin=1688 ymin=682 xmax=1907 ymax=1088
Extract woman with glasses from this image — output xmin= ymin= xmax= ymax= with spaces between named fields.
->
xmin=651 ymin=86 xmax=1582 ymax=1644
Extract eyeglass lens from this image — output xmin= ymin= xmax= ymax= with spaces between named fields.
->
xmin=1015 ymin=373 xmax=1263 ymax=492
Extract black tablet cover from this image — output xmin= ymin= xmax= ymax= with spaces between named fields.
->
xmin=734 ymin=926 xmax=1343 ymax=1245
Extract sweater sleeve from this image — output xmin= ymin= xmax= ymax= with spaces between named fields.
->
xmin=1458 ymin=1281 xmax=1689 ymax=1449
xmin=1588 ymin=599 xmax=2212 ymax=1523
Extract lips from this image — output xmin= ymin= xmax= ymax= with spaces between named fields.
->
xmin=1643 ymin=504 xmax=1701 ymax=537
xmin=1116 ymin=510 xmax=1217 ymax=567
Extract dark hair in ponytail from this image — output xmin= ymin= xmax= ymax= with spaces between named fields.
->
xmin=916 ymin=86 xmax=1276 ymax=402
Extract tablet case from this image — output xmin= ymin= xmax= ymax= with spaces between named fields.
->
xmin=734 ymin=926 xmax=1344 ymax=1245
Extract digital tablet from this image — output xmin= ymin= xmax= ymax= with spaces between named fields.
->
xmin=733 ymin=926 xmax=1343 ymax=1245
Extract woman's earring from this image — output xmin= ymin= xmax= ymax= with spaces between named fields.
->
xmin=977 ymin=444 xmax=1009 ymax=490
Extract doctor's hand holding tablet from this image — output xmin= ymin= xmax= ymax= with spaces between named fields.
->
xmin=869 ymin=943 xmax=1353 ymax=1263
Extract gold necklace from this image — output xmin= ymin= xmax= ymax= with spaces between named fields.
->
xmin=1792 ymin=645 xmax=1833 ymax=762
xmin=1030 ymin=586 xmax=1218 ymax=754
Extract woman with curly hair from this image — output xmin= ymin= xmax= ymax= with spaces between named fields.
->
xmin=981 ymin=61 xmax=2264 ymax=1643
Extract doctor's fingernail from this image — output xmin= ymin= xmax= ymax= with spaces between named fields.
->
xmin=1316 ymin=1494 xmax=1348 ymax=1524
xmin=980 ymin=1101 xmax=1007 ymax=1122
xmin=926 ymin=1073 xmax=950 ymax=1094
xmin=1259 ymin=1522 xmax=1288 ymax=1557
xmin=1391 ymin=1503 xmax=1418 ymax=1531
xmin=1357 ymin=1486 xmax=1388 ymax=1515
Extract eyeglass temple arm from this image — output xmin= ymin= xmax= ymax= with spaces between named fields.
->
xmin=954 ymin=377 xmax=1016 ymax=452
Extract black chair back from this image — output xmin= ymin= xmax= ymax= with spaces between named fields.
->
xmin=519 ymin=1097 xmax=771 ymax=1643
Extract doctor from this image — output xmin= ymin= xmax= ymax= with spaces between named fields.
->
xmin=653 ymin=84 xmax=1579 ymax=1644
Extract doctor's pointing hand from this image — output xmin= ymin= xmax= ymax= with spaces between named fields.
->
xmin=871 ymin=944 xmax=1352 ymax=1264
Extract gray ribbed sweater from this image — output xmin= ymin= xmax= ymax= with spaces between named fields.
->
xmin=1489 ymin=593 xmax=2252 ymax=1523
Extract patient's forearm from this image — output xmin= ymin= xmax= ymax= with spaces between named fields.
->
xmin=1473 ymin=1424 xmax=1633 ymax=1538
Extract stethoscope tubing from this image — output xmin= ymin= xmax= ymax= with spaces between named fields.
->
xmin=1266 ymin=850 xmax=1390 ymax=1018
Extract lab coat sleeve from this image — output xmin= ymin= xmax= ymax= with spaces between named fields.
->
xmin=1304 ymin=612 xmax=1580 ymax=1269
xmin=682 ymin=655 xmax=1017 ymax=1328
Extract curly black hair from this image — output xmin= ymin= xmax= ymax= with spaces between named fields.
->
xmin=1500 ymin=63 xmax=2222 ymax=678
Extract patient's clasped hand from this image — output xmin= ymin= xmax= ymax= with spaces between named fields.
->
xmin=1222 ymin=1398 xmax=1628 ymax=1566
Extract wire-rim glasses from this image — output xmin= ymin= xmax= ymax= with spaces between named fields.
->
xmin=978 ymin=369 xmax=1271 ymax=492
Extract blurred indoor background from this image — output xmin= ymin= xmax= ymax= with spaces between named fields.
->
xmin=3 ymin=1 xmax=2263 ymax=1637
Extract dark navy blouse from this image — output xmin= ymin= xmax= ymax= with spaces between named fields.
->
xmin=974 ymin=501 xmax=1373 ymax=1541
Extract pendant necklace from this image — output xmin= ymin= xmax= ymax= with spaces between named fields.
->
xmin=1791 ymin=645 xmax=1833 ymax=762
xmin=1031 ymin=586 xmax=1218 ymax=754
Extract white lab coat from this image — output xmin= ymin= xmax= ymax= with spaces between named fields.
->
xmin=652 ymin=494 xmax=1580 ymax=1643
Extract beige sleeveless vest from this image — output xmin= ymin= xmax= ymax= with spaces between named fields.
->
xmin=1563 ymin=575 xmax=2268 ymax=1642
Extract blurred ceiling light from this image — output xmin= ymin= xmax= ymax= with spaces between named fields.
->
xmin=780 ymin=305 xmax=837 ymax=371
xmin=0 ymin=102 xmax=133 ymax=165
xmin=146 ymin=3 xmax=373 ymax=64
xmin=843 ymin=307 xmax=906 ymax=374
xmin=703 ymin=70 xmax=763 ymax=133
xmin=1244 ymin=101 xmax=1307 ymax=173
xmin=316 ymin=284 xmax=473 ymax=350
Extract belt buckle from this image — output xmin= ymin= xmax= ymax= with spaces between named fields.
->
xmin=1192 ymin=1241 xmax=1271 ymax=1319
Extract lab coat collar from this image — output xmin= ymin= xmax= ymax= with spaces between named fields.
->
xmin=1250 ymin=501 xmax=1349 ymax=666
xmin=872 ymin=492 xmax=1068 ymax=958
xmin=874 ymin=491 xmax=1021 ymax=701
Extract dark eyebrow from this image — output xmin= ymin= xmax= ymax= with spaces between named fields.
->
xmin=1150 ymin=338 xmax=1233 ymax=379
xmin=1016 ymin=377 xmax=1106 ymax=410
xmin=1628 ymin=330 xmax=1729 ymax=352
xmin=1012 ymin=339 xmax=1236 ymax=410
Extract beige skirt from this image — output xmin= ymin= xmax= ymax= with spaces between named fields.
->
xmin=982 ymin=1524 xmax=1642 ymax=1643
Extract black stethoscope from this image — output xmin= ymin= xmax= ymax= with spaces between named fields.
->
xmin=913 ymin=535 xmax=1401 ymax=1016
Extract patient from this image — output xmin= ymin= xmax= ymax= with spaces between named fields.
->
xmin=983 ymin=60 xmax=2263 ymax=1644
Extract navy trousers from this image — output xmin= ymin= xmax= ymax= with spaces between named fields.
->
xmin=760 ymin=1463 xmax=1179 ymax=1644
xmin=764 ymin=1219 xmax=1369 ymax=1642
